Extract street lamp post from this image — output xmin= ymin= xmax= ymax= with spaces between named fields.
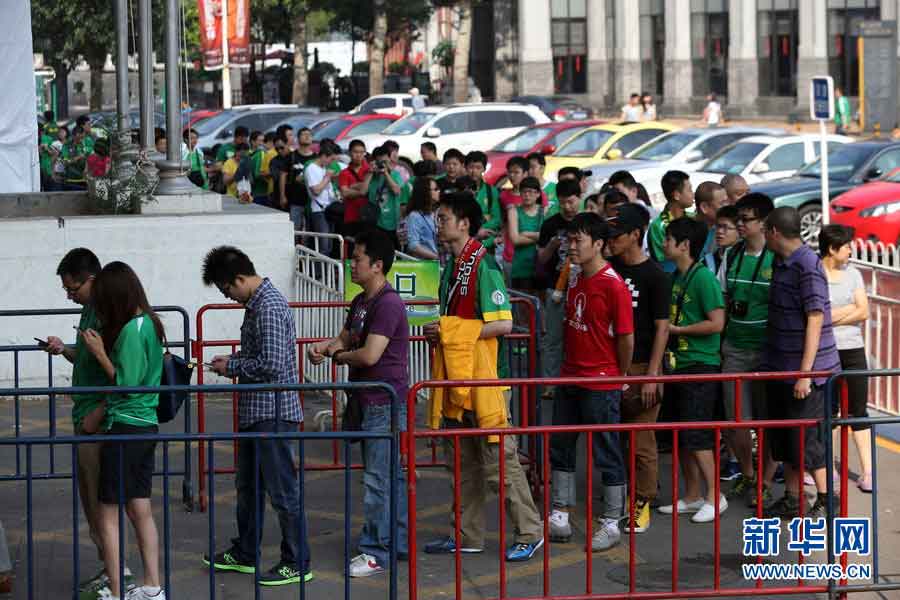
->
xmin=138 ymin=0 xmax=155 ymax=152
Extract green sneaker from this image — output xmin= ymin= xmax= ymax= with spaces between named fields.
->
xmin=258 ymin=562 xmax=314 ymax=586
xmin=725 ymin=474 xmax=751 ymax=500
xmin=746 ymin=483 xmax=774 ymax=509
xmin=202 ymin=547 xmax=255 ymax=574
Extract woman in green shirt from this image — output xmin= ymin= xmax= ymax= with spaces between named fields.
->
xmin=507 ymin=176 xmax=545 ymax=295
xmin=81 ymin=261 xmax=167 ymax=600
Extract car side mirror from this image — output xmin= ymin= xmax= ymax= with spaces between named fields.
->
xmin=752 ymin=161 xmax=770 ymax=174
xmin=540 ymin=144 xmax=556 ymax=155
xmin=684 ymin=149 xmax=703 ymax=163
xmin=865 ymin=167 xmax=883 ymax=180
xmin=425 ymin=127 xmax=441 ymax=138
xmin=605 ymin=148 xmax=623 ymax=160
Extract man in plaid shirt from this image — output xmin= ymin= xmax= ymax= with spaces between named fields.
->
xmin=201 ymin=246 xmax=312 ymax=586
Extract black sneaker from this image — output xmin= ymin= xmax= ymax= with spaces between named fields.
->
xmin=202 ymin=547 xmax=255 ymax=574
xmin=808 ymin=495 xmax=839 ymax=520
xmin=763 ymin=494 xmax=803 ymax=519
xmin=258 ymin=562 xmax=313 ymax=586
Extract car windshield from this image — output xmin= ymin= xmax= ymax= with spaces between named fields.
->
xmin=382 ymin=112 xmax=434 ymax=135
xmin=312 ymin=118 xmax=350 ymax=140
xmin=555 ymin=129 xmax=615 ymax=157
xmin=796 ymin=144 xmax=874 ymax=182
xmin=630 ymin=132 xmax=700 ymax=161
xmin=492 ymin=127 xmax=552 ymax=152
xmin=194 ymin=111 xmax=235 ymax=135
xmin=702 ymin=142 xmax=767 ymax=174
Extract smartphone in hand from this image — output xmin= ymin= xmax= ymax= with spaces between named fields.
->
xmin=34 ymin=337 xmax=49 ymax=349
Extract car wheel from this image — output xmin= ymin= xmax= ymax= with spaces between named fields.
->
xmin=798 ymin=203 xmax=822 ymax=246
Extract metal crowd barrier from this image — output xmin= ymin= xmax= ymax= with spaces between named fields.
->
xmin=0 ymin=306 xmax=194 ymax=508
xmin=0 ymin=381 xmax=402 ymax=600
xmin=825 ymin=369 xmax=900 ymax=599
xmin=406 ymin=371 xmax=857 ymax=600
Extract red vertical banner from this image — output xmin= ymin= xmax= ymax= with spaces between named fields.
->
xmin=197 ymin=0 xmax=250 ymax=70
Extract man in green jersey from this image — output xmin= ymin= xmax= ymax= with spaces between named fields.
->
xmin=527 ymin=152 xmax=557 ymax=216
xmin=464 ymin=151 xmax=502 ymax=249
xmin=717 ymin=193 xmax=777 ymax=506
xmin=649 ymin=170 xmax=694 ymax=273
xmin=62 ymin=126 xmax=89 ymax=190
xmin=43 ymin=249 xmax=135 ymax=593
xmin=368 ymin=145 xmax=409 ymax=248
xmin=658 ymin=217 xmax=727 ymax=524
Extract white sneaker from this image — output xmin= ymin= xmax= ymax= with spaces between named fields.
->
xmin=657 ymin=498 xmax=705 ymax=514
xmin=125 ymin=586 xmax=165 ymax=600
xmin=349 ymin=554 xmax=384 ymax=578
xmin=549 ymin=510 xmax=572 ymax=542
xmin=591 ymin=518 xmax=621 ymax=552
xmin=691 ymin=495 xmax=728 ymax=523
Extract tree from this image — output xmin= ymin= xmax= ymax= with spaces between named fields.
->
xmin=31 ymin=4 xmax=81 ymax=118
xmin=451 ymin=0 xmax=472 ymax=103
xmin=290 ymin=2 xmax=309 ymax=104
xmin=369 ymin=0 xmax=388 ymax=95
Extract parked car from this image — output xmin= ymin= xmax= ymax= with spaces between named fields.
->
xmin=831 ymin=167 xmax=900 ymax=247
xmin=272 ymin=111 xmax=346 ymax=139
xmin=483 ymin=120 xmax=603 ymax=185
xmin=689 ymin=133 xmax=853 ymax=191
xmin=82 ymin=110 xmax=166 ymax=133
xmin=310 ymin=114 xmax=401 ymax=153
xmin=753 ymin=140 xmax=900 ymax=243
xmin=582 ymin=127 xmax=782 ymax=206
xmin=543 ymin=121 xmax=680 ymax=179
xmin=352 ymin=102 xmax=550 ymax=165
xmin=194 ymin=105 xmax=320 ymax=152
xmin=349 ymin=93 xmax=422 ymax=117
xmin=182 ymin=109 xmax=221 ymax=132
xmin=511 ymin=95 xmax=591 ymax=121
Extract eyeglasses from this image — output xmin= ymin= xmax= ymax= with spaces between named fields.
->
xmin=216 ymin=282 xmax=233 ymax=296
xmin=436 ymin=215 xmax=454 ymax=225
xmin=63 ymin=276 xmax=93 ymax=296
xmin=736 ymin=216 xmax=759 ymax=225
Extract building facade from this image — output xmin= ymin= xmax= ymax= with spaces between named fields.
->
xmin=423 ymin=0 xmax=897 ymax=117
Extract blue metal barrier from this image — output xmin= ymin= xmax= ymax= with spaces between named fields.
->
xmin=0 ymin=306 xmax=194 ymax=509
xmin=0 ymin=381 xmax=401 ymax=600
xmin=825 ymin=369 xmax=900 ymax=599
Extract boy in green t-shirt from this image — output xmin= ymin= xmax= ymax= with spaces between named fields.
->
xmin=649 ymin=170 xmax=694 ymax=273
xmin=717 ymin=193 xmax=777 ymax=504
xmin=659 ymin=217 xmax=726 ymax=524
xmin=368 ymin=145 xmax=409 ymax=247
xmin=527 ymin=152 xmax=558 ymax=216
xmin=464 ymin=151 xmax=502 ymax=248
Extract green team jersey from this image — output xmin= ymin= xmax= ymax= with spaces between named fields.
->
xmin=82 ymin=135 xmax=96 ymax=155
xmin=511 ymin=206 xmax=543 ymax=279
xmin=369 ymin=171 xmax=409 ymax=231
xmin=543 ymin=181 xmax=558 ymax=217
xmin=215 ymin=142 xmax=236 ymax=163
xmin=71 ymin=306 xmax=109 ymax=427
xmin=670 ymin=263 xmax=724 ymax=368
xmin=720 ymin=244 xmax=774 ymax=350
xmin=104 ymin=314 xmax=164 ymax=430
xmin=39 ymin=133 xmax=55 ymax=176
xmin=62 ymin=141 xmax=86 ymax=183
xmin=475 ymin=182 xmax=502 ymax=248
xmin=189 ymin=148 xmax=209 ymax=189
xmin=250 ymin=149 xmax=268 ymax=196
xmin=648 ymin=207 xmax=675 ymax=271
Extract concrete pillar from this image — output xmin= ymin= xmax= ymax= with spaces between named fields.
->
xmin=663 ymin=0 xmax=692 ymax=114
xmin=796 ymin=0 xmax=828 ymax=111
xmin=138 ymin=0 xmax=154 ymax=151
xmin=727 ymin=0 xmax=758 ymax=116
xmin=613 ymin=0 xmax=642 ymax=104
xmin=518 ymin=0 xmax=554 ymax=95
xmin=493 ymin=0 xmax=518 ymax=100
xmin=586 ymin=0 xmax=612 ymax=107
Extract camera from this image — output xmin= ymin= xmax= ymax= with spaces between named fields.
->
xmin=375 ymin=159 xmax=389 ymax=171
xmin=728 ymin=299 xmax=748 ymax=318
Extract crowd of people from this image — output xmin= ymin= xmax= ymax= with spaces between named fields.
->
xmin=34 ymin=123 xmax=875 ymax=598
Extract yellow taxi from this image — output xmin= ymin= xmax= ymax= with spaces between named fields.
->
xmin=544 ymin=121 xmax=680 ymax=178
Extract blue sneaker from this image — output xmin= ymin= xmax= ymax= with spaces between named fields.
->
xmin=423 ymin=537 xmax=483 ymax=554
xmin=773 ymin=464 xmax=785 ymax=484
xmin=505 ymin=538 xmax=544 ymax=562
xmin=720 ymin=460 xmax=741 ymax=481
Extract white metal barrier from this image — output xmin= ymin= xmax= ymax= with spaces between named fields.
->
xmin=852 ymin=240 xmax=900 ymax=414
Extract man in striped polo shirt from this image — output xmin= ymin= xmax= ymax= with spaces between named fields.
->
xmin=761 ymin=207 xmax=841 ymax=520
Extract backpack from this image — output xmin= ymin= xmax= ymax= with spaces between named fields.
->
xmin=157 ymin=353 xmax=195 ymax=423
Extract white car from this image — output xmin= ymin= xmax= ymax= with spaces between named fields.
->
xmin=584 ymin=127 xmax=782 ymax=206
xmin=690 ymin=133 xmax=854 ymax=190
xmin=352 ymin=103 xmax=550 ymax=163
xmin=349 ymin=93 xmax=419 ymax=117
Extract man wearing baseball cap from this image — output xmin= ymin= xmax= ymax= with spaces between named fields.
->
xmin=607 ymin=204 xmax=671 ymax=534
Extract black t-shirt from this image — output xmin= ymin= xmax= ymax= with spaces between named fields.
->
xmin=609 ymin=256 xmax=672 ymax=363
xmin=537 ymin=213 xmax=572 ymax=290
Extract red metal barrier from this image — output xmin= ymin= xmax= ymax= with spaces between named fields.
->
xmin=406 ymin=372 xmax=834 ymax=600
xmin=192 ymin=298 xmax=539 ymax=511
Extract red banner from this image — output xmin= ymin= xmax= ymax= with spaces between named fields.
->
xmin=197 ymin=0 xmax=250 ymax=70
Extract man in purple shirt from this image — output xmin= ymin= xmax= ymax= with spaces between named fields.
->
xmin=308 ymin=228 xmax=409 ymax=578
xmin=761 ymin=207 xmax=841 ymax=519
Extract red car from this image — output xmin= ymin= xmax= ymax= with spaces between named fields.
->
xmin=484 ymin=120 xmax=603 ymax=186
xmin=831 ymin=168 xmax=900 ymax=246
xmin=182 ymin=109 xmax=220 ymax=132
xmin=310 ymin=113 xmax=401 ymax=153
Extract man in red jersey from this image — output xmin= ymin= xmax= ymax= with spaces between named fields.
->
xmin=548 ymin=212 xmax=634 ymax=553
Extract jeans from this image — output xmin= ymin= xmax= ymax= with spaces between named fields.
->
xmin=235 ymin=420 xmax=310 ymax=571
xmin=289 ymin=205 xmax=305 ymax=231
xmin=541 ymin=289 xmax=565 ymax=378
xmin=309 ymin=211 xmax=332 ymax=256
xmin=358 ymin=402 xmax=408 ymax=566
xmin=551 ymin=386 xmax=625 ymax=495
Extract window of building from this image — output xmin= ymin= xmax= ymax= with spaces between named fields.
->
xmin=640 ymin=0 xmax=666 ymax=97
xmin=551 ymin=0 xmax=588 ymax=94
xmin=691 ymin=0 xmax=729 ymax=97
xmin=757 ymin=0 xmax=799 ymax=97
xmin=828 ymin=0 xmax=881 ymax=97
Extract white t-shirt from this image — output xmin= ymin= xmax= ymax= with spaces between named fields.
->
xmin=706 ymin=101 xmax=722 ymax=125
xmin=828 ymin=264 xmax=866 ymax=350
xmin=622 ymin=104 xmax=642 ymax=123
xmin=304 ymin=162 xmax=336 ymax=213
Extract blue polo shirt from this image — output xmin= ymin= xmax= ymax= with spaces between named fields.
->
xmin=761 ymin=244 xmax=840 ymax=384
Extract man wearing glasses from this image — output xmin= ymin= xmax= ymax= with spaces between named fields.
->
xmin=43 ymin=248 xmax=135 ymax=594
